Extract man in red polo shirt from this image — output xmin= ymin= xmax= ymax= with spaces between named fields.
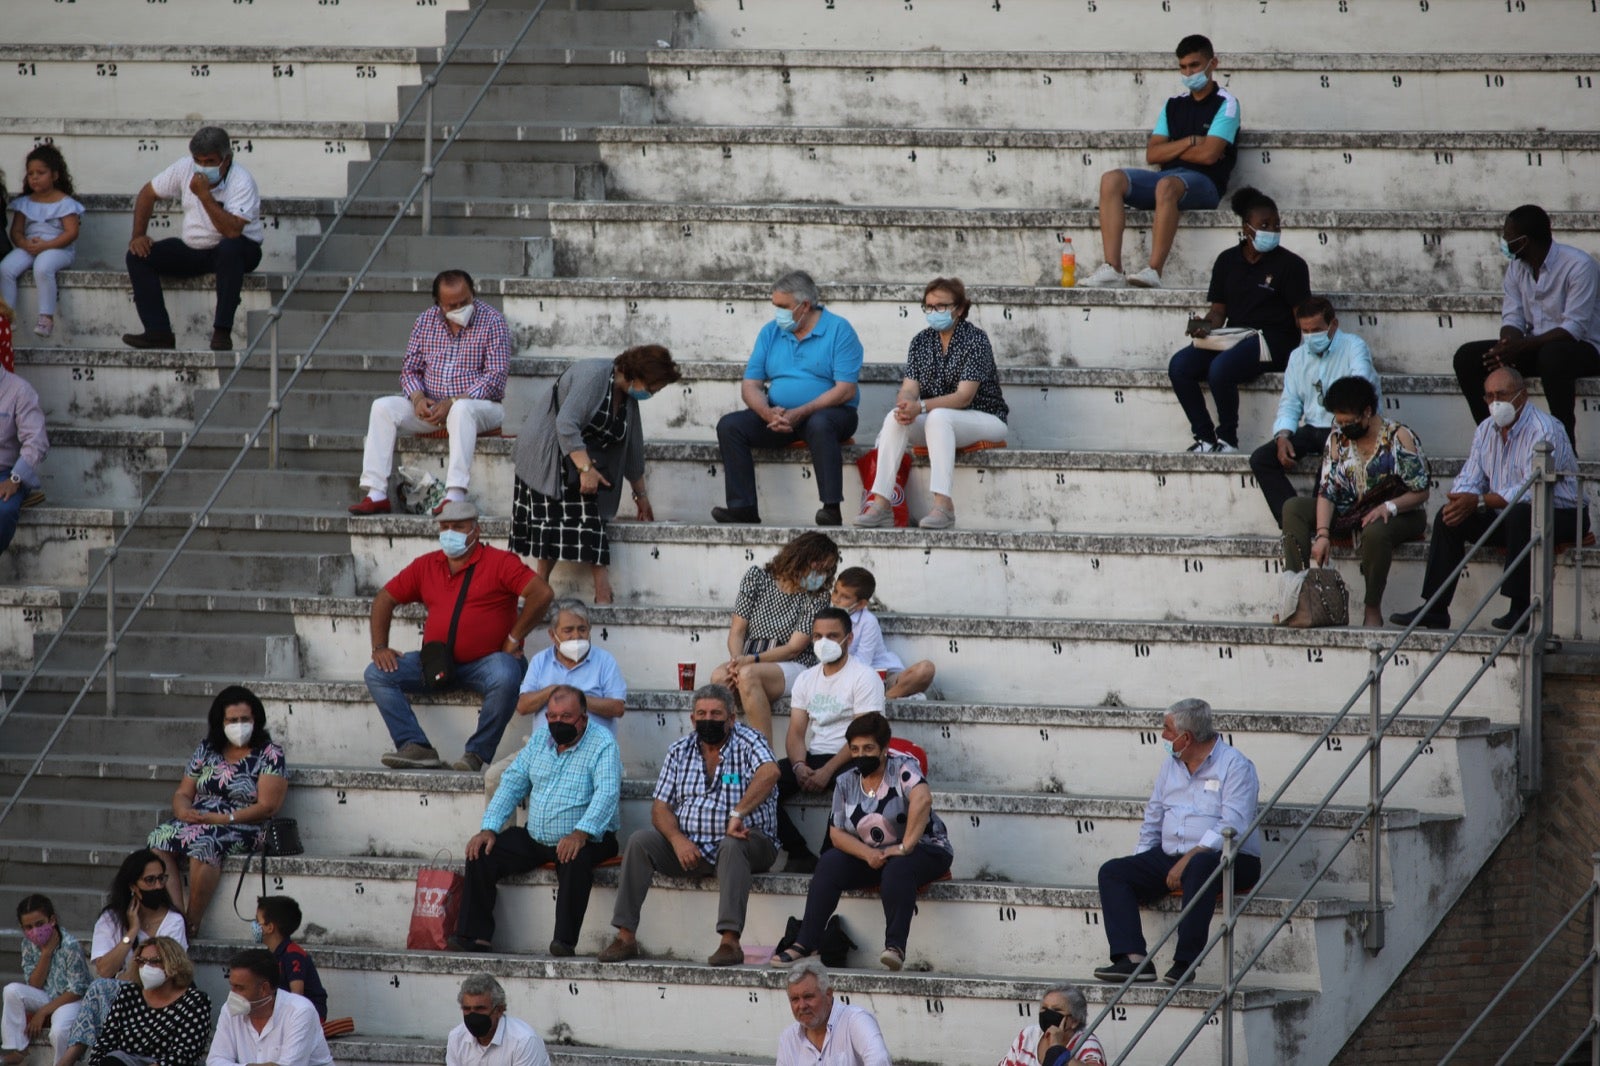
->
xmin=366 ymin=500 xmax=553 ymax=771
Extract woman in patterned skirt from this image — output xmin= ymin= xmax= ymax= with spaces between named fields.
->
xmin=146 ymin=686 xmax=285 ymax=937
xmin=510 ymin=345 xmax=682 ymax=603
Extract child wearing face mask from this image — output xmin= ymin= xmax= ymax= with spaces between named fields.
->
xmin=2 ymin=895 xmax=92 ymax=1065
xmin=251 ymin=896 xmax=327 ymax=1021
xmin=829 ymin=567 xmax=937 ymax=700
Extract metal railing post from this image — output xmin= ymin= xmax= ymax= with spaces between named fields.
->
xmin=1592 ymin=851 xmax=1599 ymax=1066
xmin=421 ymin=77 xmax=436 ymax=235
xmin=103 ymin=550 xmax=117 ymax=716
xmin=1574 ymin=475 xmax=1586 ymax=641
xmin=267 ymin=313 xmax=281 ymax=470
xmin=1521 ymin=440 xmax=1555 ymax=794
xmin=1220 ymin=826 xmax=1237 ymax=1066
xmin=1365 ymin=641 xmax=1385 ymax=953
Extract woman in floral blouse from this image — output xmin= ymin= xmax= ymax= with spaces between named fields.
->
xmin=1282 ymin=376 xmax=1430 ymax=626
xmin=147 ymin=686 xmax=286 ymax=936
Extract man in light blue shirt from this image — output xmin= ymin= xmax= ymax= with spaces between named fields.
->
xmin=714 ymin=269 xmax=864 ymax=527
xmin=1393 ymin=366 xmax=1587 ymax=633
xmin=1094 ymin=698 xmax=1260 ymax=989
xmin=515 ymin=600 xmax=626 ymax=735
xmin=1248 ymin=296 xmax=1381 ymax=526
xmin=452 ymin=685 xmax=622 ymax=957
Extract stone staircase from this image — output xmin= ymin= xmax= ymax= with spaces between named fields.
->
xmin=5 ymin=0 xmax=1597 ymax=1062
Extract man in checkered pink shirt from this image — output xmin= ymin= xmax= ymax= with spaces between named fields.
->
xmin=351 ymin=269 xmax=511 ymax=515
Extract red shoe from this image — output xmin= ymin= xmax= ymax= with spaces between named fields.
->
xmin=432 ymin=499 xmax=448 ymax=516
xmin=348 ymin=496 xmax=392 ymax=516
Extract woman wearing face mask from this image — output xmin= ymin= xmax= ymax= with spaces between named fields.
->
xmin=769 ymin=713 xmax=953 ymax=971
xmin=1281 ymin=376 xmax=1429 ymax=627
xmin=146 ymin=686 xmax=286 ymax=937
xmin=711 ymin=532 xmax=840 ymax=742
xmin=2 ymin=895 xmax=92 ymax=1066
xmin=55 ymin=851 xmax=188 ymax=1066
xmin=996 ymin=983 xmax=1105 ymax=1066
xmin=85 ymin=938 xmax=210 ymax=1066
xmin=856 ymin=276 xmax=1009 ymax=530
xmin=1168 ymin=186 xmax=1311 ymax=453
xmin=511 ymin=345 xmax=682 ymax=604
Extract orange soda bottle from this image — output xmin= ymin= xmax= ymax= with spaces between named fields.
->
xmin=1060 ymin=237 xmax=1076 ymax=287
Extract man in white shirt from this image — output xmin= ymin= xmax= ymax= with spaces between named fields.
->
xmin=124 ymin=125 xmax=265 ymax=352
xmin=207 ymin=949 xmax=332 ymax=1066
xmin=777 ymin=606 xmax=885 ymax=872
xmin=777 ymin=960 xmax=891 ymax=1066
xmin=445 ymin=974 xmax=550 ymax=1066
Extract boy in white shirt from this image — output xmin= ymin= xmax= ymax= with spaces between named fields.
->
xmin=831 ymin=567 xmax=936 ymax=700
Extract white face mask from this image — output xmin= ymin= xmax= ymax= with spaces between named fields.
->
xmin=557 ymin=639 xmax=590 ymax=662
xmin=224 ymin=722 xmax=253 ymax=747
xmin=813 ymin=637 xmax=844 ymax=664
xmin=224 ymin=991 xmax=259 ymax=1017
xmin=139 ymin=965 xmax=167 ymax=990
xmin=1489 ymin=400 xmax=1519 ymax=428
xmin=444 ymin=304 xmax=474 ymax=328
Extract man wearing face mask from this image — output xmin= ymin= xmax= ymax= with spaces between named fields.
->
xmin=1248 ymin=297 xmax=1381 ymax=526
xmin=776 ymin=607 xmax=885 ymax=873
xmin=123 ymin=125 xmax=263 ymax=352
xmin=446 ymin=975 xmax=549 ymax=1066
xmin=513 ymin=599 xmax=627 ymax=736
xmin=1452 ymin=204 xmax=1600 ymax=450
xmin=366 ymin=500 xmax=553 ymax=771
xmin=451 ymin=685 xmax=622 ymax=956
xmin=1094 ymin=698 xmax=1260 ymax=989
xmin=207 ymin=950 xmax=330 ymax=1066
xmin=1392 ymin=365 xmax=1587 ymax=632
xmin=350 ymin=269 xmax=511 ymax=516
xmin=714 ymin=269 xmax=864 ymax=527
xmin=599 ymin=683 xmax=781 ymax=966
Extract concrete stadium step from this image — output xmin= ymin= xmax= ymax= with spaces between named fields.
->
xmin=140 ymin=468 xmax=356 ymax=510
xmin=183 ymin=941 xmax=1307 ymax=1064
xmin=546 ymin=203 xmax=1600 ymax=290
xmin=0 ymin=713 xmax=224 ymax=761
xmin=28 ymin=427 xmax=174 ymax=510
xmin=289 ymin=1037 xmax=768 ymax=1066
xmin=680 ymin=0 xmax=1600 ymax=54
xmin=397 ymin=83 xmax=653 ymax=125
xmin=348 ymin=160 xmax=604 ymax=200
xmin=62 ymin=196 xmax=317 ymax=273
xmin=6 ymin=270 xmax=278 ymax=350
xmin=647 ymin=51 xmax=1600 ymax=133
xmin=31 ymin=627 xmax=300 ymax=678
xmin=294 ymin=234 xmax=555 ymax=277
xmin=0 ymin=885 xmax=102 ymax=940
xmin=8 ymin=0 xmax=468 ymax=47
xmin=0 ymin=797 xmax=169 ymax=844
xmin=445 ymin=9 xmax=687 ymax=50
xmin=85 ymin=545 xmax=356 ymax=596
xmin=1 ymin=46 xmax=423 ymax=122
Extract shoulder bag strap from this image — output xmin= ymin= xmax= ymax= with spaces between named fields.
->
xmin=444 ymin=564 xmax=477 ymax=659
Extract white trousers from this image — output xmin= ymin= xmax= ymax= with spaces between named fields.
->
xmin=1 ymin=982 xmax=81 ymax=1056
xmin=870 ymin=407 xmax=1008 ymax=498
xmin=360 ymin=395 xmax=503 ymax=493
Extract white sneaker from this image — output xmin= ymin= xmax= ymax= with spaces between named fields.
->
xmin=1186 ymin=438 xmax=1215 ymax=453
xmin=1078 ymin=263 xmax=1126 ymax=288
xmin=1126 ymin=266 xmax=1163 ymax=289
xmin=1212 ymin=440 xmax=1239 ymax=454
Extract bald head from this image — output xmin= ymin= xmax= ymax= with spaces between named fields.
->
xmin=1486 ymin=366 xmax=1525 ymax=395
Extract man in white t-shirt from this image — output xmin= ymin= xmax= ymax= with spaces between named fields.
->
xmin=124 ymin=125 xmax=264 ymax=353
xmin=777 ymin=605 xmax=884 ymax=872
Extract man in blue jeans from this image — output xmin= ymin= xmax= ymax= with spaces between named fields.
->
xmin=366 ymin=500 xmax=553 ymax=772
xmin=714 ymin=269 xmax=864 ymax=527
xmin=1080 ymin=34 xmax=1241 ymax=290
xmin=0 ymin=364 xmax=48 ymax=557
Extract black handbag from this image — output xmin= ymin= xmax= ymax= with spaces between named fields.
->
xmin=419 ymin=564 xmax=476 ymax=691
xmin=231 ymin=817 xmax=305 ymax=920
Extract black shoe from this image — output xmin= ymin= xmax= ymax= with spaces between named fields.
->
xmin=712 ymin=506 xmax=761 ymax=524
xmin=210 ymin=328 xmax=233 ymax=351
xmin=1092 ymin=956 xmax=1155 ymax=983
xmin=122 ymin=331 xmax=176 ymax=350
xmin=446 ymin=935 xmax=491 ymax=953
xmin=1389 ymin=605 xmax=1450 ymax=630
xmin=1491 ymin=609 xmax=1531 ymax=633
xmin=784 ymin=851 xmax=818 ymax=874
xmin=1162 ymin=961 xmax=1196 ymax=987
xmin=815 ymin=504 xmax=842 ymax=526
xmin=548 ymin=940 xmax=575 ymax=958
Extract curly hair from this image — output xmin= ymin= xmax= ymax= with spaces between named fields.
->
xmin=764 ymin=532 xmax=840 ymax=591
xmin=613 ymin=344 xmax=682 ymax=390
xmin=25 ymin=144 xmax=74 ymax=197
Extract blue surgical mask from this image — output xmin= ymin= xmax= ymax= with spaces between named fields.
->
xmin=439 ymin=530 xmax=471 ymax=558
xmin=197 ymin=164 xmax=223 ymax=185
xmin=1304 ymin=331 xmax=1332 ymax=356
xmin=924 ymin=310 xmax=954 ymax=332
xmin=1180 ymin=64 xmax=1211 ymax=92
xmin=1498 ymin=236 xmax=1525 ymax=262
xmin=1250 ymin=230 xmax=1281 ymax=254
xmin=250 ymin=920 xmax=264 ymax=944
xmin=628 ymin=387 xmax=652 ymax=401
xmin=773 ymin=306 xmax=799 ymax=333
xmin=802 ymin=572 xmax=827 ymax=592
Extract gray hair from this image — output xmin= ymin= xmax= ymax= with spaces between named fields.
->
xmin=1168 ymin=698 xmax=1216 ymax=742
xmin=772 ymin=269 xmax=820 ymax=309
xmin=189 ymin=126 xmax=232 ymax=159
xmin=1489 ymin=365 xmax=1526 ymax=390
xmin=1042 ymin=983 xmax=1088 ymax=1025
xmin=547 ymin=598 xmax=590 ymax=626
xmin=691 ymin=683 xmax=736 ymax=715
xmin=786 ymin=958 xmax=831 ymax=992
xmin=457 ymin=973 xmax=506 ymax=1008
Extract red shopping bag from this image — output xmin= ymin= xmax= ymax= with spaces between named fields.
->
xmin=855 ymin=449 xmax=912 ymax=527
xmin=405 ymin=864 xmax=463 ymax=950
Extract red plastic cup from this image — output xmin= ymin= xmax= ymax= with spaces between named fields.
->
xmin=876 ymin=669 xmax=889 ymax=681
xmin=677 ymin=662 xmax=697 ymax=691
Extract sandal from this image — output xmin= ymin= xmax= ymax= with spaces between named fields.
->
xmin=768 ymin=944 xmax=816 ymax=967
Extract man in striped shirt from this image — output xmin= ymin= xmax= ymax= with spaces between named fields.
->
xmin=1392 ymin=366 xmax=1586 ymax=632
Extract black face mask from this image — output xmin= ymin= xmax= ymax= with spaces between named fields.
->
xmin=462 ymin=1012 xmax=494 ymax=1039
xmin=547 ymin=721 xmax=579 ymax=746
xmin=695 ymin=720 xmax=728 ymax=745
xmin=1337 ymin=419 xmax=1370 ymax=440
xmin=1038 ymin=1008 xmax=1066 ymax=1032
xmin=138 ymin=888 xmax=173 ymax=913
xmin=849 ymin=755 xmax=881 ymax=777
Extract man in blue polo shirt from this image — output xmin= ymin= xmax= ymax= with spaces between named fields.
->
xmin=714 ymin=269 xmax=865 ymax=527
xmin=1081 ymin=35 xmax=1241 ymax=290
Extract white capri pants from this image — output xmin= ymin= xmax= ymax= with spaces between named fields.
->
xmin=870 ymin=406 xmax=1008 ymax=498
xmin=360 ymin=394 xmax=504 ymax=493
xmin=0 ymin=246 xmax=76 ymax=316
xmin=2 ymin=982 xmax=82 ymax=1057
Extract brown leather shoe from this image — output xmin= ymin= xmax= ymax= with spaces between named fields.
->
xmin=707 ymin=941 xmax=744 ymax=967
xmin=210 ymin=328 xmax=233 ymax=351
xmin=122 ymin=331 xmax=176 ymax=350
xmin=597 ymin=936 xmax=639 ymax=963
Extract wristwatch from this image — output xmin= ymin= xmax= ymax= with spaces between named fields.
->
xmin=1384 ymin=501 xmax=1398 ymax=517
xmin=7 ymin=474 xmax=19 ymax=485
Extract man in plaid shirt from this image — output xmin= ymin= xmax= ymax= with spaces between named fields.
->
xmin=598 ymin=683 xmax=780 ymax=967
xmin=350 ymin=269 xmax=511 ymax=515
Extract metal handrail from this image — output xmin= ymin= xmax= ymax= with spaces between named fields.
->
xmin=0 ymin=0 xmax=553 ymax=830
xmin=1083 ymin=450 xmax=1571 ymax=1064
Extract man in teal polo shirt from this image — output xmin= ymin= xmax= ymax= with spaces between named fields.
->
xmin=714 ymin=270 xmax=865 ymax=527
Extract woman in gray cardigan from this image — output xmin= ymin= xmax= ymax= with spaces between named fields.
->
xmin=510 ymin=346 xmax=681 ymax=603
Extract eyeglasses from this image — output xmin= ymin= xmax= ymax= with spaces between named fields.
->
xmin=137 ymin=874 xmax=168 ymax=886
xmin=921 ymin=301 xmax=956 ymax=313
xmin=133 ymin=957 xmax=164 ymax=968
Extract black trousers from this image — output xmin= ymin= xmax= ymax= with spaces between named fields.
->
xmin=715 ymin=406 xmax=859 ymax=509
xmin=456 ymin=827 xmax=619 ymax=949
xmin=1098 ymin=847 xmax=1262 ymax=965
xmin=1419 ymin=502 xmax=1587 ymax=613
xmin=1454 ymin=338 xmax=1600 ymax=450
xmin=126 ymin=236 xmax=263 ymax=333
xmin=1248 ymin=424 xmax=1330 ymax=527
xmin=776 ymin=753 xmax=837 ymax=855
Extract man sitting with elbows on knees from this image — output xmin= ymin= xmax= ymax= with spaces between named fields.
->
xmin=453 ymin=685 xmax=621 ymax=957
xmin=599 ymin=683 xmax=780 ymax=967
xmin=206 ymin=949 xmax=331 ymax=1066
xmin=446 ymin=975 xmax=549 ymax=1066
xmin=1094 ymin=698 xmax=1260 ymax=989
xmin=350 ymin=269 xmax=511 ymax=516
xmin=777 ymin=960 xmax=890 ymax=1066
